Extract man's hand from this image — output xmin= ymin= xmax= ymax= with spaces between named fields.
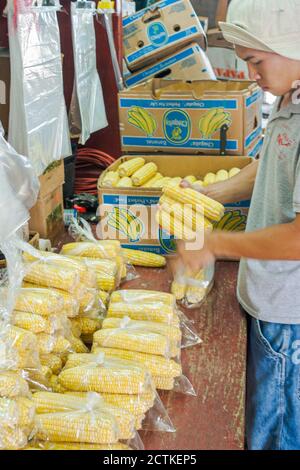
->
xmin=174 ymin=233 xmax=216 ymax=276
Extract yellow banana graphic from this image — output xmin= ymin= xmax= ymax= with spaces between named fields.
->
xmin=199 ymin=108 xmax=219 ymax=136
xmin=199 ymin=108 xmax=232 ymax=138
xmin=128 ymin=106 xmax=156 ymax=136
xmin=108 ymin=207 xmax=143 ymax=241
xmin=214 ymin=211 xmax=247 ymax=232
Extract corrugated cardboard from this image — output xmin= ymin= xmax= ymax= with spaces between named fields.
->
xmin=118 ymin=79 xmax=263 ymax=156
xmin=29 ymin=186 xmax=65 ymax=241
xmin=207 ymin=28 xmax=234 ymax=50
xmin=39 ymin=161 xmax=65 ymax=199
xmin=29 ymin=162 xmax=65 ymax=241
xmin=0 ymin=51 xmax=10 ymax=134
xmin=125 ymin=43 xmax=216 ymax=88
xmin=97 ymin=154 xmax=252 ymax=254
xmin=123 ymin=0 xmax=205 ymax=71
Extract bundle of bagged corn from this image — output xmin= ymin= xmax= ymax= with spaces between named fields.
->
xmin=28 ymin=391 xmax=139 ymax=448
xmin=171 ymin=266 xmax=215 ymax=308
xmin=92 ymin=290 xmax=186 ymax=391
xmin=0 ymin=325 xmax=39 ymax=449
xmin=60 ymin=353 xmax=156 ymax=429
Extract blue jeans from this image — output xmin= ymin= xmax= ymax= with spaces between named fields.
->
xmin=246 ymin=317 xmax=300 ymax=450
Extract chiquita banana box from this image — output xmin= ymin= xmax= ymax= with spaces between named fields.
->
xmin=125 ymin=43 xmax=216 ymax=88
xmin=118 ymin=79 xmax=263 ymax=156
xmin=97 ymin=155 xmax=253 ymax=255
xmin=123 ymin=0 xmax=206 ymax=71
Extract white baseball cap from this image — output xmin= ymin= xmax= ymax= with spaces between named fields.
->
xmin=219 ymin=0 xmax=300 ymax=60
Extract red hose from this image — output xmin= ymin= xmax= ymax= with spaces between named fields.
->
xmin=75 ymin=147 xmax=116 ymax=195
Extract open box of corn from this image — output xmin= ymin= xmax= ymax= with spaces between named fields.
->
xmin=98 ymin=155 xmax=252 ymax=255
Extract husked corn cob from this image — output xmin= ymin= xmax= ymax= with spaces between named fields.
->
xmin=110 ymin=289 xmax=175 ymax=306
xmin=15 ymin=397 xmax=36 ymax=433
xmin=156 ymin=209 xmax=197 ymax=242
xmin=132 ymin=162 xmax=157 ymax=186
xmin=102 ymin=317 xmax=181 ymax=344
xmin=24 ymin=262 xmax=80 ymax=293
xmin=33 ymin=392 xmax=135 ymax=440
xmin=77 ymin=288 xmax=97 ymax=314
xmin=69 ymin=319 xmax=82 ymax=338
xmin=22 ymin=367 xmax=50 ymax=391
xmin=153 ymin=376 xmax=175 ymax=390
xmin=58 ymin=359 xmax=150 ymax=394
xmin=165 ymin=177 xmax=182 ymax=188
xmin=0 ymin=397 xmax=35 ymax=432
xmin=40 ymin=355 xmax=63 ymax=375
xmin=65 ymin=390 xmax=155 ymax=417
xmin=98 ymin=290 xmax=110 ymax=307
xmin=0 ymin=371 xmax=30 ymax=398
xmin=76 ymin=317 xmax=102 ymax=335
xmin=36 ymin=333 xmax=71 ymax=355
xmin=60 ymin=241 xmax=120 ymax=260
xmin=12 ymin=312 xmax=60 ymax=335
xmin=163 ymin=185 xmax=225 ymax=222
xmin=93 ymin=328 xmax=170 ymax=357
xmin=23 ymin=251 xmax=97 ymax=288
xmin=0 ymin=325 xmax=40 ymax=369
xmin=142 ymin=172 xmax=163 ymax=188
xmin=73 ymin=258 xmax=119 ymax=292
xmin=15 ymin=288 xmax=64 ymax=317
xmin=229 ymin=167 xmax=241 ymax=178
xmin=183 ymin=175 xmax=197 ymax=184
xmin=215 ymin=169 xmax=229 ymax=182
xmin=185 ymin=270 xmax=207 ymax=305
xmin=49 ymin=375 xmax=67 ymax=393
xmin=26 ymin=442 xmax=132 ymax=450
xmin=160 ymin=195 xmax=213 ymax=232
xmin=203 ymin=172 xmax=216 ymax=186
xmin=171 ymin=279 xmax=187 ymax=301
xmin=121 ymin=248 xmax=166 ymax=268
xmin=22 ymin=285 xmax=80 ymax=318
xmin=107 ymin=301 xmax=174 ymax=324
xmin=118 ymin=157 xmax=145 ymax=177
xmin=48 ymin=289 xmax=80 ymax=318
xmin=93 ymin=347 xmax=182 ymax=379
xmin=116 ymin=176 xmax=133 ymax=188
xmin=68 ymin=335 xmax=89 ymax=354
xmin=152 ymin=176 xmax=172 ymax=188
xmin=101 ymin=171 xmax=120 ymax=188
xmin=0 ymin=426 xmax=27 ymax=450
xmin=36 ymin=411 xmax=119 ymax=444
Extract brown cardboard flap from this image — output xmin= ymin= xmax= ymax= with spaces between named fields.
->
xmin=142 ymin=7 xmax=162 ymax=23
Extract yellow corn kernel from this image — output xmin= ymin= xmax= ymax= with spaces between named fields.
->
xmin=0 ymin=371 xmax=30 ymax=398
xmin=132 ymin=162 xmax=157 ymax=186
xmin=156 ymin=209 xmax=197 ymax=242
xmin=49 ymin=375 xmax=67 ymax=393
xmin=24 ymin=262 xmax=80 ymax=293
xmin=60 ymin=241 xmax=120 ymax=260
xmin=116 ymin=176 xmax=133 ymax=188
xmin=151 ymin=176 xmax=172 ymax=188
xmin=121 ymin=248 xmax=166 ymax=268
xmin=152 ymin=376 xmax=175 ymax=390
xmin=107 ymin=301 xmax=174 ymax=324
xmin=203 ymin=172 xmax=216 ymax=186
xmin=183 ymin=175 xmax=197 ymax=184
xmin=110 ymin=289 xmax=175 ymax=306
xmin=160 ymin=195 xmax=213 ymax=232
xmin=76 ymin=317 xmax=102 ymax=336
xmin=171 ymin=279 xmax=187 ymax=301
xmin=118 ymin=157 xmax=145 ymax=177
xmin=215 ymin=169 xmax=229 ymax=182
xmin=0 ymin=325 xmax=40 ymax=369
xmin=15 ymin=288 xmax=64 ymax=317
xmin=40 ymin=354 xmax=63 ymax=375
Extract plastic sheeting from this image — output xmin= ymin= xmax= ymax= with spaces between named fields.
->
xmin=0 ymin=122 xmax=39 ymax=243
xmin=69 ymin=1 xmax=108 ymax=145
xmin=7 ymin=1 xmax=71 ymax=176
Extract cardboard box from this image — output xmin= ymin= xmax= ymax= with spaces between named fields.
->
xmin=29 ymin=161 xmax=65 ymax=241
xmin=207 ymin=28 xmax=234 ymax=50
xmin=0 ymin=51 xmax=10 ymax=134
xmin=198 ymin=16 xmax=209 ymax=33
xmin=125 ymin=43 xmax=216 ymax=88
xmin=123 ymin=0 xmax=205 ymax=71
xmin=119 ymin=79 xmax=263 ymax=156
xmin=97 ymin=154 xmax=252 ymax=254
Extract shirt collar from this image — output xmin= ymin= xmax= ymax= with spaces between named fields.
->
xmin=269 ymin=96 xmax=300 ymax=123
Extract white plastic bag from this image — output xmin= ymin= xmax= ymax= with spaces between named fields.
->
xmin=70 ymin=1 xmax=108 ymax=144
xmin=7 ymin=0 xmax=71 ymax=176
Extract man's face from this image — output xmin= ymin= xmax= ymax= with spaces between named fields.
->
xmin=235 ymin=46 xmax=300 ymax=96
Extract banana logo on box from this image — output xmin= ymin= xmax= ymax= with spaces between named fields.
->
xmin=108 ymin=207 xmax=144 ymax=242
xmin=214 ymin=210 xmax=247 ymax=232
xmin=199 ymin=108 xmax=232 ymax=139
xmin=163 ymin=109 xmax=191 ymax=145
xmin=128 ymin=106 xmax=157 ymax=137
xmin=147 ymin=22 xmax=168 ymax=46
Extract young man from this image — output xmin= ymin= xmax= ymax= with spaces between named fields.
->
xmin=177 ymin=0 xmax=300 ymax=450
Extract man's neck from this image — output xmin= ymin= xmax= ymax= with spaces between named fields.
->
xmin=279 ymin=92 xmax=292 ymax=109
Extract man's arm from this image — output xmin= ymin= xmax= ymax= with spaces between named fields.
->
xmin=184 ymin=159 xmax=259 ymax=205
xmin=177 ymin=214 xmax=300 ymax=273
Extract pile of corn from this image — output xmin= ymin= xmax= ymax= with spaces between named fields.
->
xmin=99 ymin=156 xmax=241 ymax=189
xmin=0 ymin=325 xmax=38 ymax=449
xmin=91 ymin=290 xmax=183 ymax=391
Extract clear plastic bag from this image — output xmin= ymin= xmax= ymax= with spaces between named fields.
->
xmin=0 ymin=123 xmax=39 ymax=243
xmin=69 ymin=1 xmax=108 ymax=144
xmin=7 ymin=0 xmax=71 ymax=176
xmin=173 ymin=264 xmax=215 ymax=309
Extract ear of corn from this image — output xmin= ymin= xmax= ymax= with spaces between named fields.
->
xmin=58 ymin=358 xmax=151 ymax=395
xmin=121 ymin=248 xmax=166 ymax=268
xmin=116 ymin=177 xmax=133 ymax=188
xmin=92 ymin=347 xmax=182 ymax=379
xmin=75 ymin=317 xmax=102 ymax=336
xmin=156 ymin=209 xmax=197 ymax=242
xmin=60 ymin=241 xmax=121 ymax=260
xmin=118 ymin=157 xmax=145 ymax=177
xmin=101 ymin=171 xmax=120 ymax=188
xmin=93 ymin=328 xmax=170 ymax=357
xmin=26 ymin=442 xmax=132 ymax=450
xmin=24 ymin=262 xmax=80 ymax=293
xmin=107 ymin=301 xmax=174 ymax=324
xmin=215 ymin=169 xmax=229 ymax=182
xmin=152 ymin=376 xmax=175 ymax=390
xmin=15 ymin=288 xmax=64 ymax=317
xmin=228 ymin=167 xmax=241 ymax=178
xmin=183 ymin=175 xmax=197 ymax=184
xmin=0 ymin=325 xmax=40 ymax=369
xmin=110 ymin=289 xmax=175 ymax=306
xmin=0 ymin=371 xmax=30 ymax=398
xmin=171 ymin=279 xmax=187 ymax=301
xmin=203 ymin=172 xmax=216 ymax=186
xmin=40 ymin=355 xmax=63 ymax=375
xmin=132 ymin=162 xmax=157 ymax=186
xmin=152 ymin=176 xmax=172 ymax=188
xmin=162 ymin=185 xmax=225 ymax=222
xmin=49 ymin=375 xmax=67 ymax=393
xmin=160 ymin=195 xmax=213 ymax=233
xmin=142 ymin=172 xmax=163 ymax=188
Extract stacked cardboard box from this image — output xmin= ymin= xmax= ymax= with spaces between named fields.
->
xmin=123 ymin=0 xmax=215 ymax=87
xmin=29 ymin=161 xmax=65 ymax=242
